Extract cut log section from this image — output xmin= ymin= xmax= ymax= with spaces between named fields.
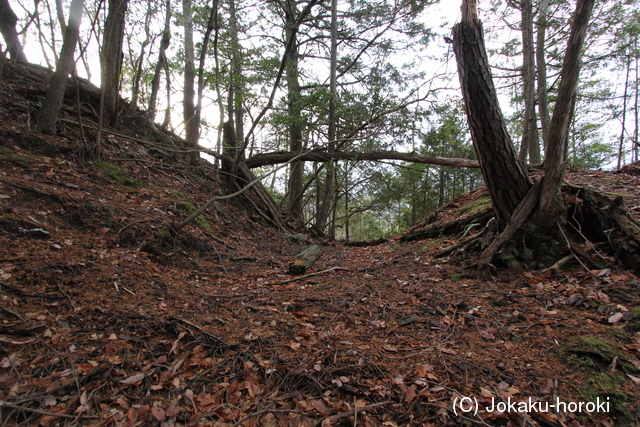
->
xmin=289 ymin=244 xmax=321 ymax=275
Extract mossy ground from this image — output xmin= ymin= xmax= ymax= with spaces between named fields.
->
xmin=0 ymin=147 xmax=29 ymax=167
xmin=561 ymin=336 xmax=635 ymax=422
xmin=95 ymin=161 xmax=143 ymax=188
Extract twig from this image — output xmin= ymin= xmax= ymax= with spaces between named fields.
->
xmin=0 ymin=304 xmax=25 ymax=321
xmin=264 ymin=267 xmax=348 ymax=286
xmin=210 ymin=241 xmax=228 ymax=275
xmin=0 ymin=400 xmax=98 ymax=420
xmin=557 ymin=225 xmax=599 ymax=278
xmin=540 ymin=254 xmax=575 ymax=273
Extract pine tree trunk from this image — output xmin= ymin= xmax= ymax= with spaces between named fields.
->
xmin=316 ymin=0 xmax=338 ymax=232
xmin=35 ymin=0 xmax=84 ymax=135
xmin=536 ymin=0 xmax=551 ymax=147
xmin=101 ymin=0 xmax=127 ymax=127
xmin=519 ymin=0 xmax=540 ymax=164
xmin=452 ymin=0 xmax=531 ymax=225
xmin=284 ymin=0 xmax=304 ymax=220
xmin=228 ymin=0 xmax=244 ymax=152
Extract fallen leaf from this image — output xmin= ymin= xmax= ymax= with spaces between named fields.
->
xmin=151 ymin=406 xmax=166 ymax=422
xmin=120 ymin=373 xmax=145 ymax=385
xmin=311 ymin=399 xmax=332 ymax=416
xmin=438 ymin=347 xmax=458 ymax=355
xmin=608 ymin=312 xmax=624 ymax=323
xmin=480 ymin=329 xmax=496 ymax=340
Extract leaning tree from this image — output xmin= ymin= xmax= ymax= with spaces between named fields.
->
xmin=451 ymin=0 xmax=640 ymax=272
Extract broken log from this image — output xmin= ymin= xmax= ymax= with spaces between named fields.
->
xmin=289 ymin=244 xmax=321 ymax=275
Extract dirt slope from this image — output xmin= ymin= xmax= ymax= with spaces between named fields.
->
xmin=1 ymin=61 xmax=640 ymax=426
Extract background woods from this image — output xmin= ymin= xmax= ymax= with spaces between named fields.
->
xmin=3 ymin=0 xmax=640 ymax=239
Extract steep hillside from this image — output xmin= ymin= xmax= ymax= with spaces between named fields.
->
xmin=2 ymin=61 xmax=640 ymax=426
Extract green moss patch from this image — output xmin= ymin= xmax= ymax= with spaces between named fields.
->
xmin=459 ymin=195 xmax=491 ymax=215
xmin=0 ymin=147 xmax=29 ymax=167
xmin=95 ymin=161 xmax=141 ymax=187
xmin=177 ymin=201 xmax=211 ymax=231
xmin=561 ymin=336 xmax=635 ymax=422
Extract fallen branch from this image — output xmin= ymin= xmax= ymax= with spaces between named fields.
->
xmin=265 ymin=267 xmax=348 ymax=286
xmin=289 ymin=244 xmax=321 ymax=274
xmin=0 ymin=304 xmax=25 ymax=321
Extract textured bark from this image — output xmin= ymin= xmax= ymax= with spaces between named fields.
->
xmin=289 ymin=244 xmax=321 ymax=275
xmin=101 ymin=0 xmax=127 ymax=127
xmin=228 ymin=0 xmax=244 ymax=151
xmin=35 ymin=0 xmax=84 ymax=135
xmin=183 ymin=0 xmax=198 ymax=165
xmin=244 ymin=150 xmax=480 ymax=169
xmin=316 ymin=0 xmax=338 ymax=233
xmin=539 ymin=0 xmax=595 ymax=225
xmin=536 ymin=0 xmax=550 ymax=146
xmin=0 ymin=0 xmax=27 ymax=61
xmin=284 ymin=0 xmax=304 ymax=220
xmin=452 ymin=0 xmax=531 ymax=224
xmin=519 ymin=0 xmax=540 ymax=164
xmin=195 ymin=1 xmax=217 ymax=154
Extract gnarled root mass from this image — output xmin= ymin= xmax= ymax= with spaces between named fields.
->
xmin=402 ymin=184 xmax=640 ymax=274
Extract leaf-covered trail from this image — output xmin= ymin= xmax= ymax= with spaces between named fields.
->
xmin=3 ymin=208 xmax=640 ymax=426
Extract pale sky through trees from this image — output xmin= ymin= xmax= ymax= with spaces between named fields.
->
xmin=9 ymin=0 xmax=637 ymax=170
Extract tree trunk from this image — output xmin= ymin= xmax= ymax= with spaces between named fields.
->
xmin=618 ymin=54 xmax=631 ymax=169
xmin=131 ymin=0 xmax=152 ymax=110
xmin=518 ymin=0 xmax=540 ymax=164
xmin=195 ymin=0 xmax=217 ymax=152
xmin=536 ymin=0 xmax=550 ymax=147
xmin=452 ymin=0 xmax=532 ymax=225
xmin=0 ymin=0 xmax=27 ymax=61
xmin=316 ymin=0 xmax=338 ymax=233
xmin=148 ymin=0 xmax=171 ymax=120
xmin=228 ymin=0 xmax=244 ymax=152
xmin=538 ymin=0 xmax=595 ymax=226
xmin=35 ymin=0 xmax=84 ymax=135
xmin=101 ymin=0 xmax=127 ymax=127
xmin=284 ymin=0 xmax=304 ymax=220
xmin=183 ymin=0 xmax=198 ymax=165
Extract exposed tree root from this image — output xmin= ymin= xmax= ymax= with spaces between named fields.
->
xmin=478 ymin=181 xmax=541 ymax=267
xmin=402 ymin=182 xmax=640 ymax=273
xmin=435 ymin=218 xmax=494 ymax=258
xmin=400 ymin=206 xmax=493 ymax=243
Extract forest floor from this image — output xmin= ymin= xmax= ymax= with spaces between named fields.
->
xmin=1 ymin=61 xmax=640 ymax=427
